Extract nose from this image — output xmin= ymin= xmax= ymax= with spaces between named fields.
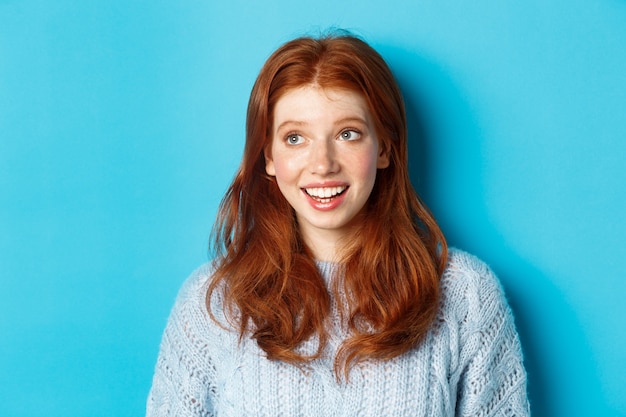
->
xmin=309 ymin=139 xmax=339 ymax=175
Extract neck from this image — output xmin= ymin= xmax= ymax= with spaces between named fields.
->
xmin=300 ymin=227 xmax=344 ymax=262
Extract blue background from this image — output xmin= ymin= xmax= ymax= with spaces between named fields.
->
xmin=1 ymin=1 xmax=624 ymax=416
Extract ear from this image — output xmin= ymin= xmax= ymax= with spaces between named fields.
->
xmin=264 ymin=146 xmax=276 ymax=176
xmin=377 ymin=146 xmax=390 ymax=169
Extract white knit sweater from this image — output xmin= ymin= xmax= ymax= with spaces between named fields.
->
xmin=147 ymin=248 xmax=530 ymax=416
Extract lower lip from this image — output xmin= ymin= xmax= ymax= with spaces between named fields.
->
xmin=303 ymin=189 xmax=347 ymax=211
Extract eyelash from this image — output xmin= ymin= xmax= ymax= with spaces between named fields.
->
xmin=339 ymin=129 xmax=361 ymax=141
xmin=283 ymin=129 xmax=362 ymax=145
xmin=285 ymin=132 xmax=303 ymax=145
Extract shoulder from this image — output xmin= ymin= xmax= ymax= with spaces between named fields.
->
xmin=165 ymin=263 xmax=212 ymax=317
xmin=165 ymin=262 xmax=226 ymax=332
xmin=159 ymin=262 xmax=237 ymax=356
xmin=172 ymin=261 xmax=235 ymax=331
xmin=443 ymin=247 xmax=497 ymax=284
xmin=439 ymin=248 xmax=511 ymax=328
xmin=442 ymin=247 xmax=504 ymax=294
xmin=439 ymin=250 xmax=530 ymax=415
xmin=441 ymin=248 xmax=501 ymax=294
xmin=175 ymin=262 xmax=214 ymax=304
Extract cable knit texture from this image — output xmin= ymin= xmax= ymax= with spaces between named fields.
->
xmin=146 ymin=248 xmax=530 ymax=416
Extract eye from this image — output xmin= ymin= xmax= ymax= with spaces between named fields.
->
xmin=339 ymin=129 xmax=361 ymax=141
xmin=285 ymin=133 xmax=304 ymax=145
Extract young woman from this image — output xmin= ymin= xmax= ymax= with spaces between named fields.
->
xmin=147 ymin=33 xmax=530 ymax=416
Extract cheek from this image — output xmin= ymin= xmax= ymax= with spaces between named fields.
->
xmin=271 ymin=158 xmax=291 ymax=179
xmin=270 ymin=158 xmax=300 ymax=191
xmin=270 ymin=150 xmax=305 ymax=182
xmin=351 ymin=150 xmax=380 ymax=184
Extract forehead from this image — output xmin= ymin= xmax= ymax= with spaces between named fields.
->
xmin=273 ymin=86 xmax=371 ymax=123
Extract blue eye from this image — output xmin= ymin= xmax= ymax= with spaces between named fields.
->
xmin=339 ymin=130 xmax=361 ymax=141
xmin=286 ymin=133 xmax=303 ymax=145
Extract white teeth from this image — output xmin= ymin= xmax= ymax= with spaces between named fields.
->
xmin=305 ymin=186 xmax=346 ymax=198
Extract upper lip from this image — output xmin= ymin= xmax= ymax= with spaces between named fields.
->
xmin=300 ymin=181 xmax=348 ymax=189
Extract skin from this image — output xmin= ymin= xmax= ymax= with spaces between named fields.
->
xmin=265 ymin=85 xmax=389 ymax=261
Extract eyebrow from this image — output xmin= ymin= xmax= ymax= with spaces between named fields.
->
xmin=274 ymin=120 xmax=306 ymax=133
xmin=274 ymin=117 xmax=368 ymax=133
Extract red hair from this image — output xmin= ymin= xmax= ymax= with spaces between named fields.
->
xmin=208 ymin=33 xmax=447 ymax=377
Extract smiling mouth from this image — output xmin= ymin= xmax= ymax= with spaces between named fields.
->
xmin=304 ymin=186 xmax=348 ymax=203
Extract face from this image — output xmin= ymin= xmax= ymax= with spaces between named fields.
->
xmin=265 ymin=86 xmax=389 ymax=254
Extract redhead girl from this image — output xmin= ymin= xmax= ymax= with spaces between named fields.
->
xmin=147 ymin=33 xmax=530 ymax=416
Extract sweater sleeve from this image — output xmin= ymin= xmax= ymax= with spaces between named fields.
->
xmin=146 ymin=265 xmax=217 ymax=417
xmin=451 ymin=252 xmax=530 ymax=417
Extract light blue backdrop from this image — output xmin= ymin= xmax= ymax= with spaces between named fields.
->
xmin=1 ymin=1 xmax=624 ymax=416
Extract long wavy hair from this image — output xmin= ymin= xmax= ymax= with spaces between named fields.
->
xmin=208 ymin=33 xmax=447 ymax=378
